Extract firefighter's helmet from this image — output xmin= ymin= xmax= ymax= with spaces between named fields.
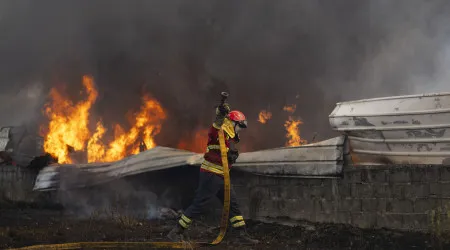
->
xmin=228 ymin=110 xmax=247 ymax=128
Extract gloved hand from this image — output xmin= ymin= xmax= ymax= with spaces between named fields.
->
xmin=217 ymin=103 xmax=231 ymax=115
xmin=227 ymin=149 xmax=239 ymax=164
xmin=234 ymin=133 xmax=240 ymax=143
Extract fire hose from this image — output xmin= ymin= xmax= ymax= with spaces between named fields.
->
xmin=11 ymin=93 xmax=232 ymax=250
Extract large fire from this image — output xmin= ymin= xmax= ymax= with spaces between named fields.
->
xmin=42 ymin=75 xmax=308 ymax=163
xmin=283 ymin=104 xmax=307 ymax=147
xmin=42 ymin=75 xmax=166 ymax=163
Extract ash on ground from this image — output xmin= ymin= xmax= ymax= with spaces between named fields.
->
xmin=0 ymin=208 xmax=448 ymax=250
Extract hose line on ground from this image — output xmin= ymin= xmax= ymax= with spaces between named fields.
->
xmin=11 ymin=129 xmax=231 ymax=250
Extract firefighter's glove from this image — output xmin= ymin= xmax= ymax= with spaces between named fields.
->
xmin=216 ymin=103 xmax=231 ymax=116
xmin=227 ymin=149 xmax=239 ymax=165
xmin=234 ymin=133 xmax=240 ymax=143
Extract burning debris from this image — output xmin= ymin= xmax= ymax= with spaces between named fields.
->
xmin=257 ymin=110 xmax=272 ymax=124
xmin=41 ymin=75 xmax=166 ymax=164
xmin=257 ymin=106 xmax=307 ymax=147
xmin=283 ymin=105 xmax=297 ymax=114
xmin=284 ymin=117 xmax=307 ymax=147
xmin=283 ymin=104 xmax=307 ymax=147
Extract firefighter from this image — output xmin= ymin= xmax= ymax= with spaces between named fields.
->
xmin=167 ymin=102 xmax=259 ymax=244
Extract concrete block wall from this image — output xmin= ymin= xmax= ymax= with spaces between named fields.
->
xmin=2 ymin=163 xmax=450 ymax=232
xmin=232 ymin=165 xmax=450 ymax=231
xmin=0 ymin=165 xmax=39 ymax=203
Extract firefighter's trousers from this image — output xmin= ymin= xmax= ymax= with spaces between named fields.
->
xmin=178 ymin=171 xmax=246 ymax=229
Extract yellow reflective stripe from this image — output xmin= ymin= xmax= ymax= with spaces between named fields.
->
xmin=201 ymin=160 xmax=224 ymax=171
xmin=207 ymin=145 xmax=229 ymax=151
xmin=181 ymin=214 xmax=192 ymax=224
xmin=232 ymin=221 xmax=246 ymax=228
xmin=178 ymin=219 xmax=189 ymax=228
xmin=201 ymin=165 xmax=224 ymax=175
xmin=230 ymin=215 xmax=244 ymax=223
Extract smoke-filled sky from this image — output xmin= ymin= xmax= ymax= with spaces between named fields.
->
xmin=1 ymin=0 xmax=450 ymax=151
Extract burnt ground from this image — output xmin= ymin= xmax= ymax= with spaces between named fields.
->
xmin=0 ymin=208 xmax=448 ymax=250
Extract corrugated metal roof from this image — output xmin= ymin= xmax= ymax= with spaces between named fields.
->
xmin=34 ymin=136 xmax=347 ymax=191
xmin=234 ymin=136 xmax=346 ymax=176
xmin=329 ymin=92 xmax=450 ymax=165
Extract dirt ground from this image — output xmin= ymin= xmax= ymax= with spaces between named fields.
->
xmin=0 ymin=208 xmax=448 ymax=250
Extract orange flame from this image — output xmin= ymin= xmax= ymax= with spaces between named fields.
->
xmin=102 ymin=95 xmax=166 ymax=162
xmin=43 ymin=76 xmax=98 ymax=163
xmin=177 ymin=128 xmax=209 ymax=153
xmin=283 ymin=104 xmax=307 ymax=147
xmin=42 ymin=75 xmax=167 ymax=164
xmin=283 ymin=104 xmax=296 ymax=114
xmin=284 ymin=117 xmax=307 ymax=146
xmin=87 ymin=121 xmax=107 ymax=163
xmin=258 ymin=110 xmax=272 ymax=124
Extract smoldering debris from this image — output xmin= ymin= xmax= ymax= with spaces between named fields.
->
xmin=52 ymin=165 xmax=197 ymax=221
xmin=57 ymin=179 xmax=166 ymax=220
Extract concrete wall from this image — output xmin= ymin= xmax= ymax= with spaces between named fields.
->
xmin=0 ymin=165 xmax=39 ymax=204
xmin=3 ymin=163 xmax=450 ymax=232
xmin=232 ymin=165 xmax=450 ymax=231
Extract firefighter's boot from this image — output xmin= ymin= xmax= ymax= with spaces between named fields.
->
xmin=167 ymin=224 xmax=188 ymax=242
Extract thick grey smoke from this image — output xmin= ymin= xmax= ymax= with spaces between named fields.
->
xmin=1 ymin=0 xmax=450 ymax=151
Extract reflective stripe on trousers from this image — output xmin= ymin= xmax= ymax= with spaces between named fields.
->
xmin=200 ymin=160 xmax=224 ymax=175
xmin=230 ymin=215 xmax=246 ymax=228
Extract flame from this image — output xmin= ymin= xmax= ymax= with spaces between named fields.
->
xmin=283 ymin=104 xmax=307 ymax=147
xmin=258 ymin=110 xmax=272 ymax=124
xmin=284 ymin=117 xmax=307 ymax=147
xmin=87 ymin=121 xmax=107 ymax=163
xmin=42 ymin=75 xmax=167 ymax=164
xmin=102 ymin=95 xmax=166 ymax=162
xmin=283 ymin=104 xmax=296 ymax=114
xmin=43 ymin=76 xmax=98 ymax=163
xmin=177 ymin=128 xmax=209 ymax=153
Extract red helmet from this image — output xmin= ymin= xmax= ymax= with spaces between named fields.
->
xmin=228 ymin=110 xmax=247 ymax=128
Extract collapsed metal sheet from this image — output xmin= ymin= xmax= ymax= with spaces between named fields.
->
xmin=34 ymin=136 xmax=347 ymax=191
xmin=0 ymin=126 xmax=45 ymax=166
xmin=329 ymin=92 xmax=450 ymax=165
xmin=0 ymin=127 xmax=10 ymax=152
xmin=34 ymin=147 xmax=200 ymax=191
xmin=234 ymin=136 xmax=346 ymax=176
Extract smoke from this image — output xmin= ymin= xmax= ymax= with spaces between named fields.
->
xmin=1 ymin=0 xmax=450 ymax=150
xmin=56 ymin=169 xmax=166 ymax=220
xmin=0 ymin=82 xmax=45 ymax=128
xmin=55 ymin=165 xmax=197 ymax=219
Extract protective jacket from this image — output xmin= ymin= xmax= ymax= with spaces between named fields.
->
xmin=200 ymin=107 xmax=239 ymax=175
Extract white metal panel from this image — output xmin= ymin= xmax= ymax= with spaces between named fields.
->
xmin=329 ymin=92 xmax=450 ymax=165
xmin=330 ymin=92 xmax=450 ymax=116
xmin=330 ymin=113 xmax=450 ymax=130
xmin=237 ymin=136 xmax=344 ymax=163
xmin=343 ymin=128 xmax=450 ymax=140
xmin=349 ymin=136 xmax=450 ymax=153
xmin=0 ymin=127 xmax=10 ymax=151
